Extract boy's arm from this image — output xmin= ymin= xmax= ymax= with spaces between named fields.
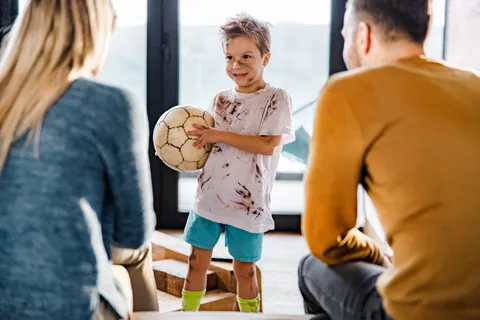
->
xmin=191 ymin=89 xmax=295 ymax=155
xmin=189 ymin=126 xmax=281 ymax=156
xmin=303 ymin=81 xmax=389 ymax=267
xmin=219 ymin=132 xmax=282 ymax=155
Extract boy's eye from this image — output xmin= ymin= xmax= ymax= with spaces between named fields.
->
xmin=226 ymin=56 xmax=233 ymax=60
xmin=243 ymin=55 xmax=251 ymax=59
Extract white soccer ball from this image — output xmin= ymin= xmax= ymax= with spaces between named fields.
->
xmin=153 ymin=105 xmax=215 ymax=172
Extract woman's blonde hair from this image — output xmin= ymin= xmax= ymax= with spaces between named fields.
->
xmin=0 ymin=0 xmax=116 ymax=171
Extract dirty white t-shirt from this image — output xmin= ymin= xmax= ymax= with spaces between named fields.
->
xmin=193 ymin=84 xmax=295 ymax=233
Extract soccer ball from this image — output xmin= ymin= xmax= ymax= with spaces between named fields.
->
xmin=153 ymin=105 xmax=215 ymax=172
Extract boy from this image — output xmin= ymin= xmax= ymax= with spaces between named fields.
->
xmin=183 ymin=13 xmax=295 ymax=313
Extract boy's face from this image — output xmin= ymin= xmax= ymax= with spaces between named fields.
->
xmin=224 ymin=36 xmax=270 ymax=93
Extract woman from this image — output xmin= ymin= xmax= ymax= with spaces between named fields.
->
xmin=0 ymin=1 xmax=155 ymax=319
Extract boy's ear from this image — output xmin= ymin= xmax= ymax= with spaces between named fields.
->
xmin=263 ymin=52 xmax=271 ymax=66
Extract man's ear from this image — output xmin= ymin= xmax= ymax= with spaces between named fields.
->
xmin=263 ymin=52 xmax=271 ymax=66
xmin=357 ymin=21 xmax=372 ymax=54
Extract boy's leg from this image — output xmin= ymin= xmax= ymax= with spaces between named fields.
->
xmin=233 ymin=259 xmax=260 ymax=312
xmin=182 ymin=212 xmax=222 ymax=311
xmin=182 ymin=246 xmax=213 ymax=311
xmin=225 ymin=225 xmax=263 ymax=313
xmin=184 ymin=246 xmax=213 ymax=291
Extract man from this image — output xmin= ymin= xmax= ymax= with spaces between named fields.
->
xmin=298 ymin=0 xmax=480 ymax=320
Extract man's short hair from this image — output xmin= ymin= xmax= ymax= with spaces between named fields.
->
xmin=349 ymin=0 xmax=432 ymax=44
xmin=219 ymin=13 xmax=271 ymax=56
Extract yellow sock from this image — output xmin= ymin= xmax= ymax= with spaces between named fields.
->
xmin=237 ymin=294 xmax=260 ymax=313
xmin=181 ymin=289 xmax=205 ymax=312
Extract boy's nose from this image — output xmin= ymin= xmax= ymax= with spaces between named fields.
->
xmin=232 ymin=61 xmax=240 ymax=69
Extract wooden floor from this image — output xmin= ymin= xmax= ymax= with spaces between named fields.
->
xmin=164 ymin=231 xmax=310 ymax=315
xmin=257 ymin=232 xmax=310 ymax=314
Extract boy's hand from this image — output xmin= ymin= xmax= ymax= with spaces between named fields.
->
xmin=188 ymin=124 xmax=280 ymax=155
xmin=188 ymin=124 xmax=222 ymax=149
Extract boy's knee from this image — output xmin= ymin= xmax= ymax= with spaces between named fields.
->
xmin=233 ymin=260 xmax=256 ymax=280
xmin=187 ymin=247 xmax=210 ymax=272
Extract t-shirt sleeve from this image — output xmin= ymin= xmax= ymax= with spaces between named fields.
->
xmin=259 ymin=89 xmax=296 ymax=145
xmin=206 ymin=94 xmax=219 ymax=128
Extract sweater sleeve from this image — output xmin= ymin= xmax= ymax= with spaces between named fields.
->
xmin=106 ymin=89 xmax=156 ymax=249
xmin=302 ymin=80 xmax=386 ymax=266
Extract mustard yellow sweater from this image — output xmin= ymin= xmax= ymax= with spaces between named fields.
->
xmin=303 ymin=56 xmax=480 ymax=320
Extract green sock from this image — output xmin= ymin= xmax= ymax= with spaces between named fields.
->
xmin=181 ymin=289 xmax=205 ymax=312
xmin=237 ymin=294 xmax=260 ymax=313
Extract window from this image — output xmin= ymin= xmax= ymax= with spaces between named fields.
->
xmin=18 ymin=0 xmax=147 ymax=107
xmin=445 ymin=0 xmax=480 ymax=71
xmin=177 ymin=0 xmax=332 ymax=214
xmin=425 ymin=0 xmax=447 ymax=60
xmin=99 ymin=0 xmax=147 ymax=108
xmin=18 ymin=0 xmax=26 ymax=12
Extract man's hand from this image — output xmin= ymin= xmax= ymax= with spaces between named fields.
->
xmin=187 ymin=124 xmax=223 ymax=149
xmin=380 ymin=253 xmax=394 ymax=268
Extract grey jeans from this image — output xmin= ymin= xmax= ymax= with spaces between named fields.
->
xmin=298 ymin=254 xmax=393 ymax=320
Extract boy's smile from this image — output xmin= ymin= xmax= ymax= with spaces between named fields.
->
xmin=224 ymin=36 xmax=270 ymax=93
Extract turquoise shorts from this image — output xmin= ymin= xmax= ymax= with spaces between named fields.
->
xmin=183 ymin=211 xmax=263 ymax=263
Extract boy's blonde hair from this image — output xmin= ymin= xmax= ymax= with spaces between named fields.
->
xmin=219 ymin=13 xmax=271 ymax=57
